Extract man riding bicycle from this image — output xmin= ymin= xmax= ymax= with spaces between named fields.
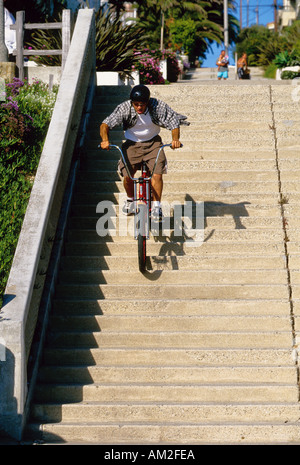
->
xmin=100 ymin=84 xmax=189 ymax=221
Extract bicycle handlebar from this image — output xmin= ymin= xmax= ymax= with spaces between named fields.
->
xmin=98 ymin=143 xmax=181 ymax=182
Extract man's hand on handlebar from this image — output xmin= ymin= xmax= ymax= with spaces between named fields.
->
xmin=101 ymin=140 xmax=110 ymax=150
xmin=171 ymin=140 xmax=182 ymax=150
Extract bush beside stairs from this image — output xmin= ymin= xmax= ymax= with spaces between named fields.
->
xmin=26 ymin=83 xmax=300 ymax=444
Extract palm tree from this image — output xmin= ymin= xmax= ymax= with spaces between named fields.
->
xmin=134 ymin=0 xmax=237 ymax=59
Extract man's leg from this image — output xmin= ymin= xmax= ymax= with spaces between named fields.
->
xmin=120 ymin=140 xmax=138 ymax=215
xmin=122 ymin=173 xmax=137 ymax=215
xmin=123 ymin=175 xmax=135 ymax=198
xmin=151 ymin=173 xmax=163 ymax=201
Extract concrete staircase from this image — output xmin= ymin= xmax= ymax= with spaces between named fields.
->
xmin=26 ymin=83 xmax=300 ymax=444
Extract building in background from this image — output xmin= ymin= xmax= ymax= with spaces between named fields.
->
xmin=279 ymin=0 xmax=300 ymax=27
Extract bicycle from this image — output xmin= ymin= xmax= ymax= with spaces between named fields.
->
xmin=102 ymin=143 xmax=174 ymax=272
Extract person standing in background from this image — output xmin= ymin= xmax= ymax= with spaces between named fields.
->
xmin=216 ymin=50 xmax=229 ymax=80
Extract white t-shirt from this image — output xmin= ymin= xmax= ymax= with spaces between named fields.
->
xmin=125 ymin=109 xmax=160 ymax=142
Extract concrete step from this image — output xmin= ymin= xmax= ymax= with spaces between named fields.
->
xmin=54 ymin=283 xmax=289 ymax=300
xmin=64 ymin=240 xmax=286 ymax=256
xmin=80 ymin=157 xmax=278 ymax=171
xmin=30 ymin=401 xmax=300 ymax=424
xmin=60 ymin=254 xmax=287 ymax=271
xmin=74 ymin=180 xmax=280 ymax=194
xmin=46 ymin=331 xmax=292 ymax=350
xmin=87 ymin=128 xmax=275 ymax=146
xmin=71 ymin=202 xmax=282 ymax=218
xmin=77 ymin=170 xmax=279 ymax=183
xmin=73 ymin=191 xmax=281 ymax=205
xmin=56 ymin=269 xmax=288 ymax=285
xmin=66 ymin=229 xmax=285 ymax=244
xmin=89 ymin=126 xmax=275 ymax=141
xmin=42 ymin=347 xmax=294 ymax=367
xmin=48 ymin=314 xmax=291 ymax=333
xmin=25 ymin=421 xmax=300 ymax=444
xmin=95 ymin=113 xmax=274 ymax=128
xmin=88 ymin=147 xmax=277 ymax=160
xmin=68 ymin=216 xmax=283 ymax=230
xmin=52 ymin=298 xmax=291 ymax=316
xmin=33 ymin=383 xmax=298 ymax=404
xmin=36 ymin=365 xmax=296 ymax=385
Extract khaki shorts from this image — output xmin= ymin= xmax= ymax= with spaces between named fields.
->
xmin=118 ymin=135 xmax=167 ymax=177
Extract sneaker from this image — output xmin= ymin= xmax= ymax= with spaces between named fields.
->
xmin=151 ymin=206 xmax=163 ymax=222
xmin=122 ymin=199 xmax=135 ymax=216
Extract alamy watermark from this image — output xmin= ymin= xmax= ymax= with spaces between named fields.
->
xmin=291 ymin=76 xmax=300 ymax=103
xmin=95 ymin=195 xmax=205 ymax=247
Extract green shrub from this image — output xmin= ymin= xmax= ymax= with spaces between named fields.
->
xmin=264 ymin=62 xmax=277 ymax=79
xmin=281 ymin=70 xmax=300 ymax=79
xmin=273 ymin=50 xmax=300 ymax=68
xmin=25 ymin=28 xmax=62 ymax=66
xmin=0 ymin=78 xmax=58 ymax=307
xmin=169 ymin=18 xmax=197 ymax=56
xmin=95 ymin=6 xmax=148 ymax=78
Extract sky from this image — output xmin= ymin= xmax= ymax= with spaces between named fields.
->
xmin=202 ymin=0 xmax=283 ymax=67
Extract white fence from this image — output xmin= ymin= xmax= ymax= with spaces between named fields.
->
xmin=11 ymin=9 xmax=72 ymax=81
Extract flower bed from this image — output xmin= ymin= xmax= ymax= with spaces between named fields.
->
xmin=133 ymin=49 xmax=181 ymax=84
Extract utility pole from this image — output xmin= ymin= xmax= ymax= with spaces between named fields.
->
xmin=274 ymin=0 xmax=278 ymax=32
xmin=224 ymin=0 xmax=229 ymax=54
xmin=240 ymin=0 xmax=242 ymax=30
xmin=247 ymin=0 xmax=249 ymax=27
xmin=0 ymin=0 xmax=8 ymax=61
xmin=160 ymin=10 xmax=164 ymax=51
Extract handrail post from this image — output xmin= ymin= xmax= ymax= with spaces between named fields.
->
xmin=15 ymin=10 xmax=24 ymax=80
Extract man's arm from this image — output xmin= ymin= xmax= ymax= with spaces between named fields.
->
xmin=171 ymin=127 xmax=181 ymax=149
xmin=100 ymin=123 xmax=110 ymax=150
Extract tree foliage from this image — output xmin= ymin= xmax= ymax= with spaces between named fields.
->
xmin=133 ymin=0 xmax=239 ymax=61
xmin=235 ymin=22 xmax=300 ymax=67
xmin=4 ymin=0 xmax=67 ymax=21
xmin=95 ymin=7 xmax=148 ymax=76
xmin=235 ymin=26 xmax=281 ymax=66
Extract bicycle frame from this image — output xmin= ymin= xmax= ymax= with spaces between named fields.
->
xmin=109 ymin=143 xmax=172 ymax=240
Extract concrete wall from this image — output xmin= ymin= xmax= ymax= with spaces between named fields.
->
xmin=24 ymin=64 xmax=62 ymax=86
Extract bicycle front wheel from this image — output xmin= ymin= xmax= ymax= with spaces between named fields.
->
xmin=136 ymin=202 xmax=148 ymax=272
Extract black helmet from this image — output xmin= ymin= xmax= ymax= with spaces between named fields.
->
xmin=130 ymin=85 xmax=150 ymax=103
